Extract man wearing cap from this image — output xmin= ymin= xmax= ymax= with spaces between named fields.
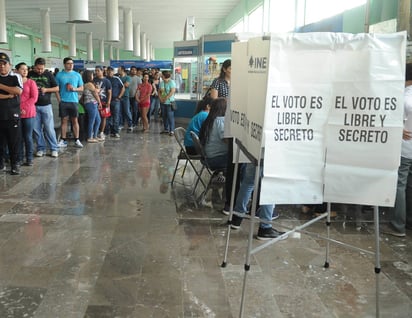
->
xmin=28 ymin=57 xmax=60 ymax=158
xmin=55 ymin=57 xmax=84 ymax=148
xmin=0 ymin=52 xmax=23 ymax=175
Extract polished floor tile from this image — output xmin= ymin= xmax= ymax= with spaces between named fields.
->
xmin=0 ymin=121 xmax=411 ymax=318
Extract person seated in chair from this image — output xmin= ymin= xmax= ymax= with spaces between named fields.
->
xmin=184 ymin=96 xmax=212 ymax=155
xmin=199 ymin=98 xmax=227 ymax=170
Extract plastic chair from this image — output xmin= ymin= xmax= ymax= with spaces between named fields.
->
xmin=171 ymin=127 xmax=207 ymax=191
xmin=190 ymin=131 xmax=226 ymax=202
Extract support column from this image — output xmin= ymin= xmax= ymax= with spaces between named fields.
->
xmin=41 ymin=8 xmax=51 ymax=52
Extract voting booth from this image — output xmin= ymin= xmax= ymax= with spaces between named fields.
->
xmin=223 ymin=32 xmax=406 ymax=317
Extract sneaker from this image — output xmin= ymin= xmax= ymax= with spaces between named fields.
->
xmin=256 ymin=227 xmax=287 ymax=241
xmin=87 ymin=138 xmax=98 ymax=143
xmin=380 ymin=223 xmax=406 ymax=237
xmin=113 ymin=133 xmax=120 ymax=138
xmin=10 ymin=166 xmax=20 ymax=175
xmin=98 ymin=132 xmax=105 ymax=140
xmin=51 ymin=151 xmax=58 ymax=158
xmin=128 ymin=127 xmax=133 ymax=132
xmin=230 ymin=214 xmax=243 ymax=229
xmin=24 ymin=161 xmax=33 ymax=166
xmin=222 ymin=203 xmax=231 ymax=216
xmin=74 ymin=140 xmax=83 ymax=148
xmin=57 ymin=140 xmax=68 ymax=148
xmin=169 ymin=132 xmax=174 ymax=136
xmin=35 ymin=150 xmax=44 ymax=157
xmin=160 ymin=130 xmax=169 ymax=135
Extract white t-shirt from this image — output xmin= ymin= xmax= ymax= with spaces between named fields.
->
xmin=401 ymin=85 xmax=412 ymax=159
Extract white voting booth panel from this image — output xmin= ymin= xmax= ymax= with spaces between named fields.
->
xmin=227 ymin=32 xmax=406 ymax=318
xmin=229 ymin=33 xmax=405 ymax=206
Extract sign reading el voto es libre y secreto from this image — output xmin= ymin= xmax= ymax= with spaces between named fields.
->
xmin=229 ymin=32 xmax=406 ymax=207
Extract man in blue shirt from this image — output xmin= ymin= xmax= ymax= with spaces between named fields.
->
xmin=106 ymin=67 xmax=125 ymax=138
xmin=55 ymin=57 xmax=84 ymax=148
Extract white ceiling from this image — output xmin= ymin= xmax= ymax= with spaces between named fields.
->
xmin=5 ymin=0 xmax=241 ymax=51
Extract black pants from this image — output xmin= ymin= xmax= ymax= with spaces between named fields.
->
xmin=0 ymin=119 xmax=21 ymax=167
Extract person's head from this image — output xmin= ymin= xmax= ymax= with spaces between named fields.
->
xmin=142 ymin=72 xmax=150 ymax=82
xmin=63 ymin=57 xmax=74 ymax=72
xmin=82 ymin=69 xmax=94 ymax=83
xmin=406 ymin=63 xmax=412 ymax=82
xmin=199 ymin=97 xmax=227 ymax=145
xmin=33 ymin=57 xmax=46 ymax=75
xmin=162 ymin=70 xmax=171 ymax=81
xmin=106 ymin=66 xmax=114 ymax=77
xmin=130 ymin=66 xmax=137 ymax=75
xmin=15 ymin=62 xmax=28 ymax=78
xmin=219 ymin=59 xmax=231 ymax=80
xmin=136 ymin=68 xmax=143 ymax=77
xmin=119 ymin=65 xmax=127 ymax=75
xmin=194 ymin=96 xmax=212 ymax=115
xmin=95 ymin=66 xmax=104 ymax=78
xmin=208 ymin=97 xmax=227 ymax=117
xmin=0 ymin=52 xmax=11 ymax=75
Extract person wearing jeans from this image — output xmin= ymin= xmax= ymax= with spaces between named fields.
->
xmin=230 ymin=162 xmax=286 ymax=240
xmin=28 ymin=57 xmax=59 ymax=158
xmin=82 ymin=70 xmax=102 ymax=142
xmin=159 ymin=70 xmax=176 ymax=136
xmin=106 ymin=67 xmax=124 ymax=138
xmin=15 ymin=62 xmax=38 ymax=166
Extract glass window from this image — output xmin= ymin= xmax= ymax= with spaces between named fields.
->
xmin=248 ymin=6 xmax=263 ymax=33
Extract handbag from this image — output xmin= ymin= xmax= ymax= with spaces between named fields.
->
xmin=99 ymin=102 xmax=111 ymax=118
xmin=170 ymin=101 xmax=178 ymax=111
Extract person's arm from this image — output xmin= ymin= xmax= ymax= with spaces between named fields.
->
xmin=0 ymin=83 xmax=22 ymax=96
xmin=117 ymin=86 xmax=125 ymax=99
xmin=87 ymin=83 xmax=101 ymax=107
xmin=27 ymin=80 xmax=39 ymax=105
xmin=210 ymin=88 xmax=218 ymax=99
xmin=403 ymin=129 xmax=412 ymax=140
xmin=106 ymin=88 xmax=112 ymax=106
xmin=55 ymin=91 xmax=61 ymax=104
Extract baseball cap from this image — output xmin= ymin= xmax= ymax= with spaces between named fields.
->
xmin=0 ymin=52 xmax=10 ymax=63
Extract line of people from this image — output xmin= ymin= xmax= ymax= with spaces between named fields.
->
xmin=0 ymin=52 xmax=177 ymax=175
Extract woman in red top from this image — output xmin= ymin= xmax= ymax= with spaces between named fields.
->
xmin=135 ymin=73 xmax=152 ymax=132
xmin=16 ymin=62 xmax=38 ymax=166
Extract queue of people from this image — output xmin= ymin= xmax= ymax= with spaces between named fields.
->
xmin=0 ymin=53 xmax=177 ymax=176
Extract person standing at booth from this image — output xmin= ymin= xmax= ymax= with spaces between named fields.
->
xmin=383 ymin=63 xmax=412 ymax=237
xmin=55 ymin=57 xmax=84 ymax=148
xmin=0 ymin=52 xmax=23 ymax=175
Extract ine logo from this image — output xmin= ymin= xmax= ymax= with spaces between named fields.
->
xmin=248 ymin=56 xmax=267 ymax=68
xmin=248 ymin=56 xmax=267 ymax=73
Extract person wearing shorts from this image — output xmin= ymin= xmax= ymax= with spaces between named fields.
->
xmin=55 ymin=57 xmax=84 ymax=148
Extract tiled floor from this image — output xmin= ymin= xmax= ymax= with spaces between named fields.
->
xmin=0 ymin=121 xmax=411 ymax=318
